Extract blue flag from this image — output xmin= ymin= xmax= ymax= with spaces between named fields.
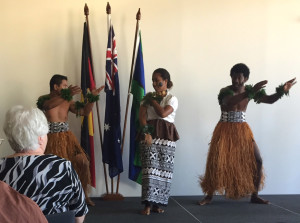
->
xmin=129 ymin=31 xmax=145 ymax=183
xmin=102 ymin=25 xmax=123 ymax=178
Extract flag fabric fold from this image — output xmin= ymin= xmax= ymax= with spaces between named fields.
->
xmin=129 ymin=31 xmax=145 ymax=184
xmin=80 ymin=22 xmax=96 ymax=187
xmin=102 ymin=23 xmax=123 ymax=178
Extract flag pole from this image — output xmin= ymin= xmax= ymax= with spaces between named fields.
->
xmin=106 ymin=2 xmax=114 ymax=196
xmin=116 ymin=8 xmax=141 ymax=194
xmin=101 ymin=2 xmax=124 ymax=201
xmin=84 ymin=3 xmax=109 ymax=195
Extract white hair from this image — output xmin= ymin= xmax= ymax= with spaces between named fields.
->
xmin=3 ymin=105 xmax=49 ymax=152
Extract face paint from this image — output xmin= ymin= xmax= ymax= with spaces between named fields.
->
xmin=158 ymin=82 xmax=163 ymax=87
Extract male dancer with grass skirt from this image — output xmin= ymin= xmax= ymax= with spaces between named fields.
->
xmin=199 ymin=63 xmax=296 ymax=205
xmin=37 ymin=74 xmax=104 ymax=206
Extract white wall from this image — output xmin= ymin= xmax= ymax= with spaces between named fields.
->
xmin=0 ymin=0 xmax=299 ymax=197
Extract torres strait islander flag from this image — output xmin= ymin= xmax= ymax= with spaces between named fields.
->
xmin=129 ymin=30 xmax=145 ymax=184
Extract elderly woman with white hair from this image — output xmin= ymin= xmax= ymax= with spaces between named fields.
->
xmin=0 ymin=106 xmax=88 ymax=223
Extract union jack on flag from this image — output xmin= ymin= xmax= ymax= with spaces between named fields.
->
xmin=105 ymin=27 xmax=117 ymax=93
xmin=102 ymin=25 xmax=123 ymax=178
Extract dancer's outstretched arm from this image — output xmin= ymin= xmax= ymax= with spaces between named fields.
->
xmin=259 ymin=78 xmax=296 ymax=104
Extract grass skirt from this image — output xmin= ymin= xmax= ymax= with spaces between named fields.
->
xmin=45 ymin=131 xmax=91 ymax=194
xmin=200 ymin=122 xmax=264 ymax=199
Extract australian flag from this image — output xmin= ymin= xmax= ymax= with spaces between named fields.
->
xmin=102 ymin=25 xmax=123 ymax=178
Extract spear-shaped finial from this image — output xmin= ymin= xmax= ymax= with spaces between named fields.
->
xmin=84 ymin=3 xmax=89 ymax=16
xmin=136 ymin=8 xmax=141 ymax=20
xmin=106 ymin=2 xmax=111 ymax=14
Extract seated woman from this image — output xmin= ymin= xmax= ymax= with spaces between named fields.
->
xmin=0 ymin=180 xmax=48 ymax=223
xmin=0 ymin=106 xmax=88 ymax=223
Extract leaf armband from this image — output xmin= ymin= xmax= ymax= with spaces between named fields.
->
xmin=86 ymin=93 xmax=99 ymax=103
xmin=253 ymin=89 xmax=267 ymax=104
xmin=36 ymin=95 xmax=50 ymax=110
xmin=276 ymin=84 xmax=289 ymax=99
xmin=60 ymin=88 xmax=73 ymax=101
xmin=141 ymin=92 xmax=163 ymax=106
xmin=75 ymin=101 xmax=85 ymax=117
xmin=140 ymin=124 xmax=154 ymax=135
xmin=217 ymin=88 xmax=234 ymax=105
xmin=245 ymin=85 xmax=256 ymax=100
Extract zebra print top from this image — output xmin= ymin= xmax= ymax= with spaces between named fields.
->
xmin=0 ymin=154 xmax=88 ymax=217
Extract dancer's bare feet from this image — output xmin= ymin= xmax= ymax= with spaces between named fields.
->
xmin=140 ymin=207 xmax=151 ymax=215
xmin=250 ymin=195 xmax=269 ymax=204
xmin=86 ymin=198 xmax=95 ymax=206
xmin=198 ymin=195 xmax=212 ymax=205
xmin=152 ymin=206 xmax=165 ymax=213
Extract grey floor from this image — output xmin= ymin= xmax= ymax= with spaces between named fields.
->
xmin=85 ymin=195 xmax=300 ymax=223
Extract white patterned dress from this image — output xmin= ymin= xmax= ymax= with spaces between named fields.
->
xmin=140 ymin=92 xmax=179 ymax=206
